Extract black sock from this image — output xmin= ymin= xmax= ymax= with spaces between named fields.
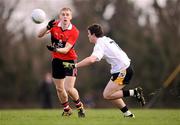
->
xmin=120 ymin=106 xmax=128 ymax=113
xmin=123 ymin=90 xmax=130 ymax=97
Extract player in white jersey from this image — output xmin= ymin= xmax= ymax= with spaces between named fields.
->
xmin=91 ymin=36 xmax=130 ymax=74
xmin=63 ymin=24 xmax=145 ymax=118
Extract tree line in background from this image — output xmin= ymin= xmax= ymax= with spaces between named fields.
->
xmin=0 ymin=0 xmax=179 ymax=108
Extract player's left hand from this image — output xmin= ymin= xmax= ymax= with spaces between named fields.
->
xmin=63 ymin=62 xmax=76 ymax=69
xmin=46 ymin=45 xmax=57 ymax=52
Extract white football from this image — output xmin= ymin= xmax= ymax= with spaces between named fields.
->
xmin=31 ymin=9 xmax=46 ymax=24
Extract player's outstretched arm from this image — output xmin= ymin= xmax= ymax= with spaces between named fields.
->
xmin=62 ymin=55 xmax=97 ymax=69
xmin=76 ymin=55 xmax=97 ymax=68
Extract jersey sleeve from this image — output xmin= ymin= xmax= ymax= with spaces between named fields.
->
xmin=91 ymin=42 xmax=104 ymax=61
xmin=67 ymin=28 xmax=79 ymax=46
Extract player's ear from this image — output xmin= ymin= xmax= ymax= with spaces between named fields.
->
xmin=69 ymin=14 xmax=72 ymax=20
xmin=92 ymin=33 xmax=96 ymax=37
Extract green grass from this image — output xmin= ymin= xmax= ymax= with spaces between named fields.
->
xmin=0 ymin=109 xmax=180 ymax=125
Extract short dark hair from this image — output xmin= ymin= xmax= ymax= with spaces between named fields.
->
xmin=87 ymin=24 xmax=104 ymax=37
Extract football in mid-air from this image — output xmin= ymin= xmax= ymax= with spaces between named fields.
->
xmin=31 ymin=9 xmax=46 ymax=24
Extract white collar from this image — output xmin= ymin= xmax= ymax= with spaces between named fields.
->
xmin=57 ymin=21 xmax=72 ymax=30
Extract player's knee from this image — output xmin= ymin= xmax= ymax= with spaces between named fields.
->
xmin=103 ymin=91 xmax=111 ymax=100
xmin=66 ymin=88 xmax=71 ymax=93
xmin=56 ymin=86 xmax=64 ymax=93
xmin=66 ymin=87 xmax=75 ymax=94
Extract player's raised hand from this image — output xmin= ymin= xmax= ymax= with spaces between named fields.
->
xmin=47 ymin=19 xmax=55 ymax=30
xmin=63 ymin=62 xmax=76 ymax=69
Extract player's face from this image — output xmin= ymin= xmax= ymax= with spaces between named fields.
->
xmin=88 ymin=30 xmax=95 ymax=43
xmin=59 ymin=10 xmax=72 ymax=26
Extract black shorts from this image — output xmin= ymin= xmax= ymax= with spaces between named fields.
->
xmin=111 ymin=66 xmax=134 ymax=85
xmin=52 ymin=58 xmax=77 ymax=79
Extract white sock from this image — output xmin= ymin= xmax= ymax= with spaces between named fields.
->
xmin=124 ymin=110 xmax=132 ymax=116
xmin=129 ymin=90 xmax=135 ymax=96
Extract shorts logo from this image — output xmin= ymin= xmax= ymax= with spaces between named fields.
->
xmin=114 ymin=70 xmax=126 ymax=85
xmin=114 ymin=77 xmax=124 ymax=85
xmin=119 ymin=70 xmax=126 ymax=78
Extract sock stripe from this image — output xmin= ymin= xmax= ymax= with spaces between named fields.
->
xmin=73 ymin=99 xmax=80 ymax=104
xmin=62 ymin=101 xmax=69 ymax=107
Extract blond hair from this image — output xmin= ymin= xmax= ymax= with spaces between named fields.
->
xmin=60 ymin=7 xmax=72 ymax=13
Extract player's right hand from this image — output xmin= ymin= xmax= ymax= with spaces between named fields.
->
xmin=63 ymin=62 xmax=76 ymax=69
xmin=47 ymin=19 xmax=55 ymax=30
xmin=46 ymin=45 xmax=57 ymax=52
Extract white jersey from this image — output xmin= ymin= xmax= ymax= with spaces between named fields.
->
xmin=91 ymin=36 xmax=130 ymax=74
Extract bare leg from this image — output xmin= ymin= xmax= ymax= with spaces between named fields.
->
xmin=64 ymin=76 xmax=85 ymax=118
xmin=103 ymin=80 xmax=134 ymax=117
xmin=64 ymin=76 xmax=79 ymax=100
xmin=53 ymin=78 xmax=68 ymax=103
xmin=110 ymin=98 xmax=126 ymax=109
xmin=53 ymin=78 xmax=73 ymax=116
xmin=103 ymin=80 xmax=125 ymax=100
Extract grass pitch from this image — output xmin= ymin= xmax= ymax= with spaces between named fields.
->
xmin=0 ymin=109 xmax=180 ymax=125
